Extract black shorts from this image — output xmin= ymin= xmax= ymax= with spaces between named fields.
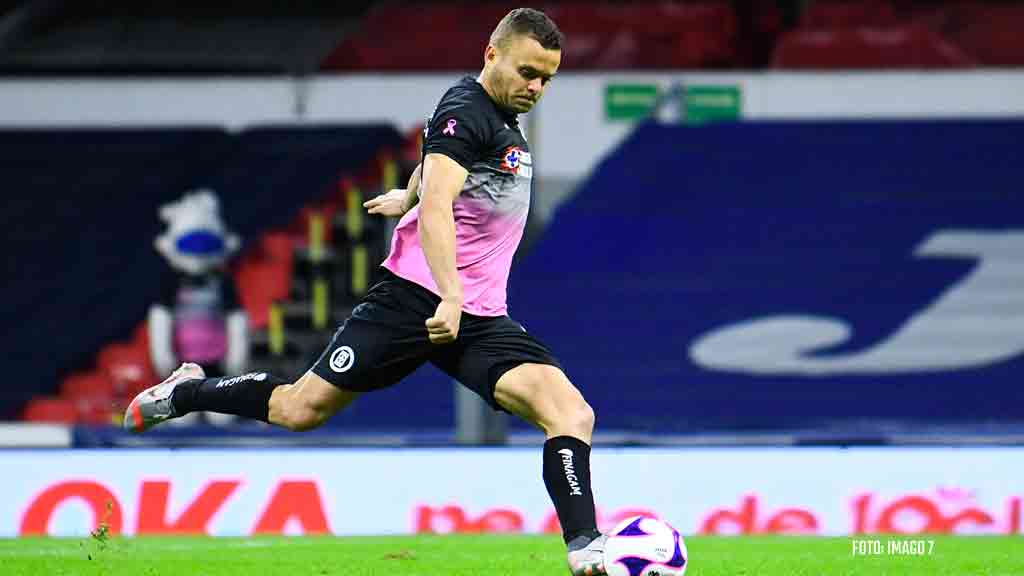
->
xmin=310 ymin=269 xmax=562 ymax=411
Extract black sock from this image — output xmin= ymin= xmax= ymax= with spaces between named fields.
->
xmin=171 ymin=371 xmax=286 ymax=422
xmin=543 ymin=435 xmax=599 ymax=544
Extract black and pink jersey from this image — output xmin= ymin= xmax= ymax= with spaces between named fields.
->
xmin=382 ymin=76 xmax=533 ymax=316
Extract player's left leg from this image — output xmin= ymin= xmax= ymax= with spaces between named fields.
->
xmin=493 ymin=363 xmax=606 ymax=576
xmin=429 ymin=312 xmax=605 ymax=575
xmin=494 ymin=363 xmax=594 ymax=441
xmin=430 ymin=312 xmax=605 ymax=574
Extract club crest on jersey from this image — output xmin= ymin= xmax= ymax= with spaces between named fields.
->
xmin=501 ymin=146 xmax=525 ymax=174
xmin=329 ymin=346 xmax=355 ymax=373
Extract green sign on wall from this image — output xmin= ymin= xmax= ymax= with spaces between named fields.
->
xmin=684 ymin=85 xmax=742 ymax=123
xmin=605 ymin=83 xmax=742 ymax=123
xmin=604 ymin=84 xmax=660 ymax=121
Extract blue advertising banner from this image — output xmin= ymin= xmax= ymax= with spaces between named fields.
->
xmin=509 ymin=120 xmax=1024 ymax=431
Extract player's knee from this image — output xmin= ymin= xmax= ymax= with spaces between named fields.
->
xmin=545 ymin=393 xmax=594 ymax=438
xmin=570 ymin=398 xmax=595 ymax=436
xmin=275 ymin=398 xmax=330 ymax=432
xmin=280 ymin=405 xmax=328 ymax=432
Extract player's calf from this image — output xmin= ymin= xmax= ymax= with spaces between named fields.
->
xmin=495 ymin=364 xmax=601 ymax=554
xmin=124 ymin=364 xmax=289 ymax=433
xmin=267 ymin=386 xmax=333 ymax=431
xmin=266 ymin=371 xmax=358 ymax=431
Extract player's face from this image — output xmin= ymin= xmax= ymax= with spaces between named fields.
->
xmin=487 ymin=35 xmax=560 ymax=113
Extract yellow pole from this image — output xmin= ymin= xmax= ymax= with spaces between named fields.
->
xmin=345 ymin=183 xmax=368 ymax=296
xmin=268 ymin=302 xmax=284 ymax=356
xmin=309 ymin=212 xmax=324 ymax=263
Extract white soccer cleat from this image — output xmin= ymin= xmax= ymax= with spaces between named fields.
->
xmin=567 ymin=533 xmax=607 ymax=576
xmin=123 ymin=363 xmax=205 ymax=433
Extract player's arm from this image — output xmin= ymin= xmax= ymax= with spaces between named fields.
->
xmin=419 ymin=152 xmax=468 ymax=343
xmin=363 ymin=163 xmax=422 ymax=217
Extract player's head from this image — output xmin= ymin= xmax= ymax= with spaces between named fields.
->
xmin=481 ymin=8 xmax=562 ymax=114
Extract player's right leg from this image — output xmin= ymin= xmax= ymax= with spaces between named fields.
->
xmin=124 ymin=363 xmax=357 ymax=433
xmin=125 ymin=269 xmax=436 ymax=433
xmin=267 ymin=370 xmax=357 ymax=431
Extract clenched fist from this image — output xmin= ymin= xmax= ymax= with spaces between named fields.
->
xmin=426 ymin=299 xmax=462 ymax=344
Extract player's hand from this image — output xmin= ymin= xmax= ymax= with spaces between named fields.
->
xmin=426 ymin=299 xmax=462 ymax=344
xmin=363 ymin=189 xmax=409 ymax=217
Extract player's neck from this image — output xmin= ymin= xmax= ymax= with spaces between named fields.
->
xmin=476 ymin=73 xmax=515 ymax=117
xmin=476 ymin=73 xmax=498 ymax=103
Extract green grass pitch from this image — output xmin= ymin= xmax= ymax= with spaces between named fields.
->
xmin=2 ymin=534 xmax=1021 ymax=575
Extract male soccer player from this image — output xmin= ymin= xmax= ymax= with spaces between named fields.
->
xmin=125 ymin=8 xmax=606 ymax=575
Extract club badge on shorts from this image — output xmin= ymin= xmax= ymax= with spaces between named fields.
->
xmin=330 ymin=346 xmax=355 ymax=373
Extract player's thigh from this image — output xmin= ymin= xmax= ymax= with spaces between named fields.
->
xmin=493 ymin=362 xmax=590 ymax=430
xmin=272 ymin=323 xmax=428 ymax=430
xmin=310 ymin=313 xmax=432 ymax=395
xmin=432 ymin=314 xmax=568 ymax=418
xmin=310 ymin=268 xmax=444 ymax=394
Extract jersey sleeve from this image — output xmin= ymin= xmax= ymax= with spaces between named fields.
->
xmin=423 ymin=98 xmax=490 ymax=171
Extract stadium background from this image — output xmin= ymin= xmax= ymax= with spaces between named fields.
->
xmin=1 ymin=0 xmax=1022 ymax=558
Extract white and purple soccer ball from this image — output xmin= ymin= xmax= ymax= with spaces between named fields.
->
xmin=603 ymin=516 xmax=688 ymax=576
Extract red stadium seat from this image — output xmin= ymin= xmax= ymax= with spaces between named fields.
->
xmin=72 ymin=394 xmax=118 ymax=426
xmin=801 ymin=1 xmax=900 ymax=28
xmin=550 ymin=2 xmax=738 ymax=69
xmin=60 ymin=372 xmax=114 ymax=398
xmin=132 ymin=321 xmax=150 ymax=353
xmin=733 ymin=0 xmax=785 ymax=68
xmin=96 ymin=341 xmax=158 ymax=396
xmin=945 ymin=4 xmax=1024 ymax=67
xmin=290 ymin=201 xmax=342 ymax=248
xmin=324 ymin=3 xmax=501 ymax=71
xmin=902 ymin=3 xmax=1024 ymax=67
xmin=22 ymin=397 xmax=78 ymax=423
xmin=322 ymin=2 xmax=740 ymax=71
xmin=234 ymin=232 xmax=293 ymax=328
xmin=771 ymin=25 xmax=975 ymax=69
xmin=261 ymin=231 xmax=294 ymax=263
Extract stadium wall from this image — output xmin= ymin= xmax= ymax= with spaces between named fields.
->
xmin=2 ymin=73 xmax=1022 ymax=129
xmin=4 ymin=447 xmax=1021 ymax=537
xmin=2 ymin=72 xmax=1020 ymax=223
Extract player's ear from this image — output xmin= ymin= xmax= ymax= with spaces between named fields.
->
xmin=484 ymin=44 xmax=497 ymax=66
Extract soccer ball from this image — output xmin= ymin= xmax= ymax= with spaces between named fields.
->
xmin=603 ymin=516 xmax=688 ymax=576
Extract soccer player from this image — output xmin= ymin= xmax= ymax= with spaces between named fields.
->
xmin=125 ymin=8 xmax=606 ymax=575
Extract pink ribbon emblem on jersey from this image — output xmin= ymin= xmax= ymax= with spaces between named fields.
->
xmin=443 ymin=118 xmax=457 ymax=136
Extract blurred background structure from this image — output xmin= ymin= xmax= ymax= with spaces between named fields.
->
xmin=2 ymin=0 xmax=1024 ymax=539
xmin=6 ymin=0 xmax=1024 ymax=442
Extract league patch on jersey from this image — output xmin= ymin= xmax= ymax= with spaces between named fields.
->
xmin=501 ymin=146 xmax=525 ymax=174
